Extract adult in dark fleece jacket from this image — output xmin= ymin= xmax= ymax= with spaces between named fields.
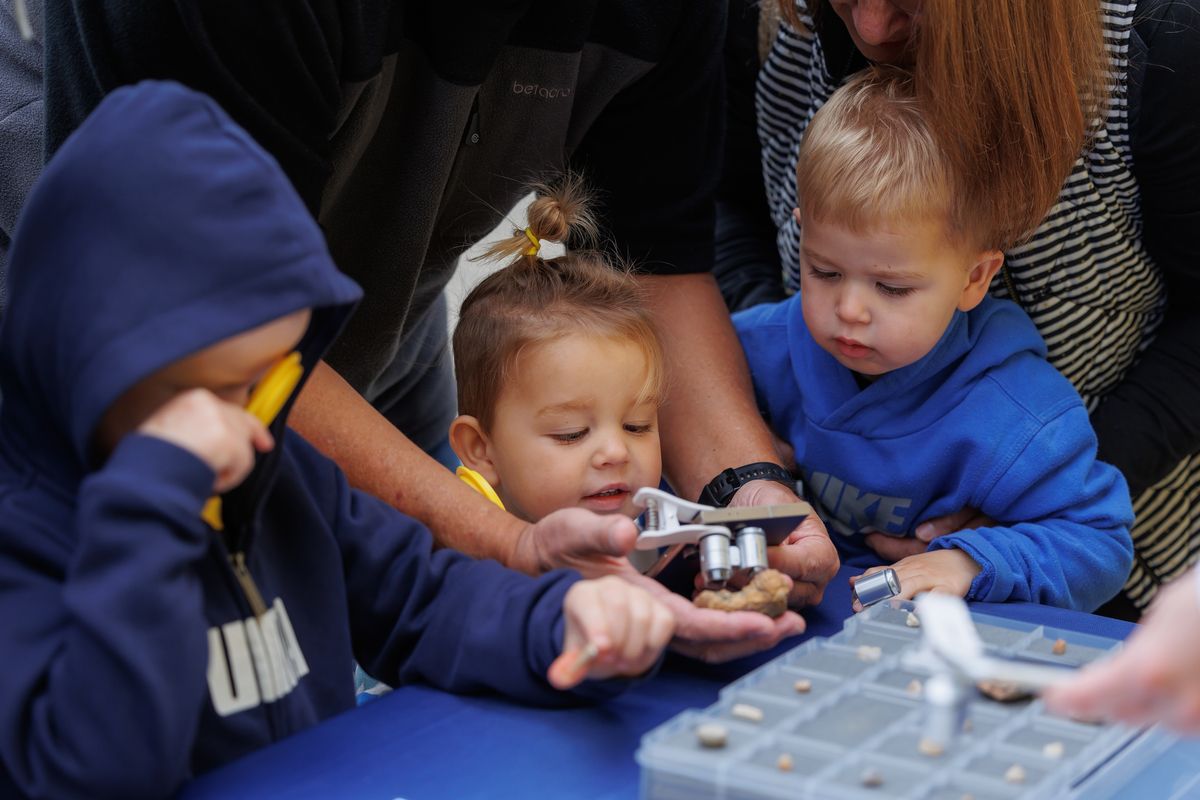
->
xmin=11 ymin=1 xmax=840 ymax=627
xmin=0 ymin=81 xmax=674 ymax=800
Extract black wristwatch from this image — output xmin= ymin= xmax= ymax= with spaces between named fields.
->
xmin=697 ymin=462 xmax=795 ymax=507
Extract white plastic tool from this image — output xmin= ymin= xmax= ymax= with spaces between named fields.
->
xmin=908 ymin=593 xmax=1075 ymax=691
xmin=632 ymin=487 xmax=811 ymax=587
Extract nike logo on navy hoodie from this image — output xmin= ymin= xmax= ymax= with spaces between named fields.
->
xmin=0 ymin=81 xmax=615 ymax=799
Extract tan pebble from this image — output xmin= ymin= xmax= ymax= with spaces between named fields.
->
xmin=860 ymin=767 xmax=884 ymax=788
xmin=905 ymin=611 xmax=921 ymax=628
xmin=906 ymin=679 xmax=923 ymax=696
xmin=777 ymin=753 xmax=794 ymax=772
xmin=793 ymin=678 xmax=813 ymax=694
xmin=856 ymin=645 xmax=883 ymax=663
xmin=976 ymin=679 xmax=1034 ymax=703
xmin=1042 ymin=741 xmax=1065 ymax=760
xmin=731 ymin=703 xmax=764 ymax=723
xmin=961 ymin=718 xmax=974 ymax=733
xmin=1004 ymin=763 xmax=1027 ymax=784
xmin=1052 ymin=638 xmax=1068 ymax=656
xmin=917 ymin=737 xmax=944 ymax=757
xmin=696 ymin=722 xmax=728 ymax=748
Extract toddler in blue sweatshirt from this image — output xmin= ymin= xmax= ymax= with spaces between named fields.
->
xmin=0 ymin=82 xmax=676 ymax=800
xmin=733 ymin=67 xmax=1134 ymax=611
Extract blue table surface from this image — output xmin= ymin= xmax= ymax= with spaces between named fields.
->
xmin=181 ymin=566 xmax=1137 ymax=800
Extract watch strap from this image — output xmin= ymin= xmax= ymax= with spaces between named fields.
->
xmin=698 ymin=462 xmax=795 ymax=507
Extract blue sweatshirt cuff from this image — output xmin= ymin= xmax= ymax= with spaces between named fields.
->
xmin=929 ymin=534 xmax=997 ymax=602
xmin=104 ymin=433 xmax=217 ymax=515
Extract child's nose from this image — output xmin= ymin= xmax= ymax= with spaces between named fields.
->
xmin=592 ymin=431 xmax=630 ymax=468
xmin=835 ymin=285 xmax=871 ymax=324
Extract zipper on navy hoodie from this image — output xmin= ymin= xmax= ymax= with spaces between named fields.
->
xmin=211 ymin=525 xmax=285 ymax=741
xmin=229 ymin=550 xmax=269 ymax=618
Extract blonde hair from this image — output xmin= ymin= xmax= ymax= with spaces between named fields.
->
xmin=455 ymin=175 xmax=665 ymax=430
xmin=785 ymin=0 xmax=1107 ymax=249
xmin=797 ymin=66 xmax=982 ymax=245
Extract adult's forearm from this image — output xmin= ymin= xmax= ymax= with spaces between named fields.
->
xmin=641 ymin=273 xmax=785 ymax=500
xmin=289 ymin=361 xmax=528 ymax=566
xmin=1091 ymin=309 xmax=1200 ymax=495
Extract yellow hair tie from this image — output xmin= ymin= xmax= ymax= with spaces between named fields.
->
xmin=523 ymin=227 xmax=541 ymax=257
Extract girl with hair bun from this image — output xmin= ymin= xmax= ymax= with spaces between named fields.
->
xmin=449 ymin=176 xmax=668 ymax=524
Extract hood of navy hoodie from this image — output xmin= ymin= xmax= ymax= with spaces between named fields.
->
xmin=786 ymin=296 xmax=1048 ymax=437
xmin=0 ymin=80 xmax=362 ymax=494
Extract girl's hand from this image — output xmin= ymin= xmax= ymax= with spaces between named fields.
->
xmin=850 ymin=549 xmax=981 ymax=612
xmin=549 ymin=576 xmax=676 ymax=689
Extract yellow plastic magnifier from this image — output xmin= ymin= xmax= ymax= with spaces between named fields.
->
xmin=456 ymin=465 xmax=505 ymax=510
xmin=201 ymin=351 xmax=304 ymax=530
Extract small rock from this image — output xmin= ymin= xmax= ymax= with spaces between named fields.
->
xmin=777 ymin=753 xmax=794 ymax=772
xmin=1004 ymin=763 xmax=1027 ymax=784
xmin=976 ymin=679 xmax=1034 ymax=703
xmin=856 ymin=645 xmax=883 ymax=663
xmin=905 ymin=611 xmax=921 ymax=628
xmin=730 ymin=703 xmax=764 ymax=723
xmin=696 ymin=722 xmax=728 ymax=748
xmin=917 ymin=737 xmax=944 ymax=757
xmin=694 ymin=568 xmax=791 ymax=618
xmin=1042 ymin=740 xmax=1065 ymax=760
xmin=793 ymin=678 xmax=813 ymax=694
xmin=961 ymin=718 xmax=974 ymax=733
xmin=1052 ymin=638 xmax=1068 ymax=656
xmin=860 ymin=767 xmax=884 ymax=788
xmin=905 ymin=679 xmax=923 ymax=696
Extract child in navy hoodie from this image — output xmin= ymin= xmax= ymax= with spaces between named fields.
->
xmin=733 ymin=67 xmax=1134 ymax=612
xmin=0 ymin=81 xmax=675 ymax=799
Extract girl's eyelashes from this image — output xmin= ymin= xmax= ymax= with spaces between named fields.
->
xmin=624 ymin=423 xmax=654 ymax=434
xmin=807 ymin=265 xmax=839 ymax=281
xmin=550 ymin=429 xmax=587 ymax=443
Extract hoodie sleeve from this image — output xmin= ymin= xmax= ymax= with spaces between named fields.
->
xmin=294 ymin=440 xmax=630 ymax=707
xmin=0 ymin=435 xmax=215 ymax=800
xmin=929 ymin=402 xmax=1135 ymax=611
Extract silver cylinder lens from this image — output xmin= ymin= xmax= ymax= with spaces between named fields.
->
xmin=735 ymin=526 xmax=769 ymax=574
xmin=698 ymin=532 xmax=732 ymax=585
xmin=852 ymin=568 xmax=902 ymax=607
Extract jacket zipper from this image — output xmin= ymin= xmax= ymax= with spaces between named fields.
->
xmin=229 ymin=550 xmax=269 ymax=618
xmin=220 ymin=528 xmax=286 ymax=740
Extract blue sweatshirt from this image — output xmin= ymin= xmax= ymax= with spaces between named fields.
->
xmin=733 ymin=295 xmax=1134 ymax=611
xmin=0 ymin=82 xmax=618 ymax=800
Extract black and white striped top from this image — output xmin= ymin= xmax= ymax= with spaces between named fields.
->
xmin=753 ymin=0 xmax=1198 ymax=607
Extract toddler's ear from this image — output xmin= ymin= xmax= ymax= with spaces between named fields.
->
xmin=449 ymin=415 xmax=501 ymax=487
xmin=958 ymin=250 xmax=1005 ymax=312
